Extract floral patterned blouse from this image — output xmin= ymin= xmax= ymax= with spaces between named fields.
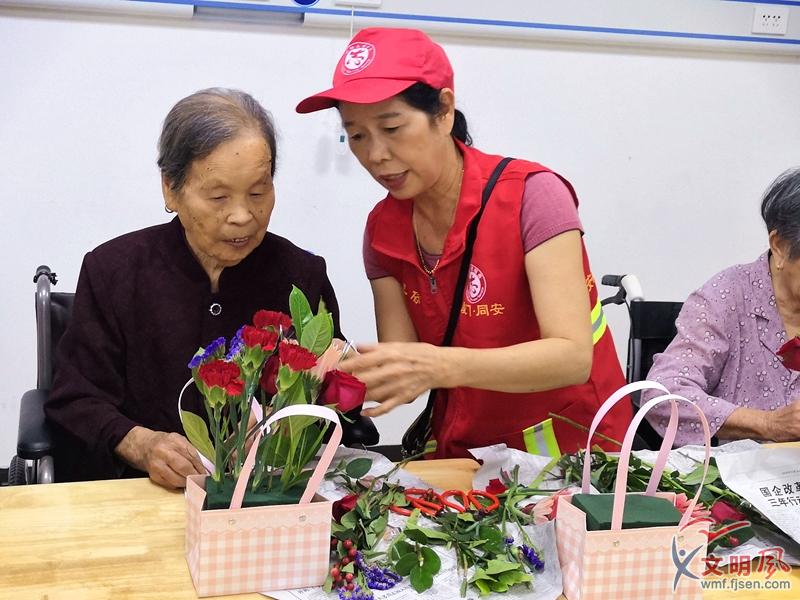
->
xmin=642 ymin=252 xmax=800 ymax=446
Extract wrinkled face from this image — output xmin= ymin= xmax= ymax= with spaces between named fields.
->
xmin=164 ymin=133 xmax=274 ymax=272
xmin=339 ymin=94 xmax=455 ymax=200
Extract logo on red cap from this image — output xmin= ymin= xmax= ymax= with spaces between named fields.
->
xmin=341 ymin=42 xmax=376 ymax=75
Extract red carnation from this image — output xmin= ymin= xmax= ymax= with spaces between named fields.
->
xmin=226 ymin=378 xmax=244 ymax=397
xmin=777 ymin=336 xmax=800 ymax=371
xmin=332 ymin=494 xmax=359 ymax=522
xmin=241 ymin=325 xmax=278 ymax=351
xmin=259 ymin=354 xmax=280 ymax=396
xmin=278 ymin=340 xmax=317 ymax=371
xmin=198 ymin=359 xmax=243 ymax=396
xmin=253 ymin=310 xmax=292 ymax=332
xmin=318 ymin=370 xmax=366 ymax=413
xmin=486 ymin=478 xmax=508 ymax=495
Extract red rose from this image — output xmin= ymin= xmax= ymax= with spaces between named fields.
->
xmin=278 ymin=340 xmax=317 ymax=371
xmin=486 ymin=478 xmax=508 ymax=495
xmin=241 ymin=325 xmax=278 ymax=351
xmin=259 ymin=355 xmax=280 ymax=396
xmin=332 ymin=494 xmax=358 ymax=522
xmin=777 ymin=336 xmax=800 ymax=371
xmin=198 ymin=359 xmax=242 ymax=394
xmin=318 ymin=370 xmax=366 ymax=413
xmin=710 ymin=500 xmax=747 ymax=523
xmin=253 ymin=310 xmax=292 ymax=332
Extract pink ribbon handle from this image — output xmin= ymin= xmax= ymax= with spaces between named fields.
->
xmin=611 ymin=394 xmax=711 ymax=531
xmin=229 ymin=404 xmax=342 ymax=510
xmin=580 ymin=380 xmax=670 ymax=493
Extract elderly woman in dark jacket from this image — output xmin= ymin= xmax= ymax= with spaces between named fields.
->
xmin=47 ymin=88 xmax=349 ymax=488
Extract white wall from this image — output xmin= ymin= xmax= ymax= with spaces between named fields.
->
xmin=1 ymin=8 xmax=799 ymax=466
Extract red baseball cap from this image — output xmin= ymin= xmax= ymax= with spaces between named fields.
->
xmin=296 ymin=27 xmax=454 ymax=114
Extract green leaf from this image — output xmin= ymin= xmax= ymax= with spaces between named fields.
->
xmin=411 ymin=524 xmax=451 ymax=542
xmin=404 ymin=528 xmax=430 ymax=544
xmin=478 ymin=525 xmax=506 ymax=554
xmin=419 ymin=547 xmax=441 ymax=575
xmin=394 ymin=553 xmax=418 ymax=577
xmin=300 ymin=312 xmax=334 ymax=357
xmin=483 ymin=559 xmax=520 ymax=576
xmin=473 ymin=578 xmax=492 ymax=596
xmin=682 ymin=462 xmax=719 ymax=486
xmin=457 ymin=512 xmax=475 ymax=522
xmin=489 ymin=580 xmax=510 ymax=593
xmin=410 ymin=566 xmax=434 ymax=593
xmin=341 ymin=562 xmax=355 ymax=574
xmin=370 ymin=512 xmax=389 ymax=539
xmin=391 ymin=540 xmax=414 ymax=561
xmin=345 ymin=457 xmax=373 ymax=479
xmin=289 ymin=285 xmax=313 ymax=339
xmin=277 ymin=364 xmax=300 ymax=391
xmin=340 ymin=510 xmax=358 ymax=530
xmin=498 ymin=570 xmax=532 ymax=586
xmin=180 ymin=410 xmax=215 ymax=462
xmin=322 ymin=576 xmax=333 ymax=593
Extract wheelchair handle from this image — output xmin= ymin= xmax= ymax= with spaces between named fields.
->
xmin=33 ymin=265 xmax=58 ymax=285
xmin=600 ymin=273 xmax=645 ymax=305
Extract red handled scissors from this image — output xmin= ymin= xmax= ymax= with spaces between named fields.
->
xmin=440 ymin=489 xmax=500 ymax=514
xmin=390 ymin=488 xmax=499 ymax=517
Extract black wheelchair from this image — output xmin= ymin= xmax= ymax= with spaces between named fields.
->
xmin=8 ymin=265 xmax=380 ymax=485
xmin=600 ymin=274 xmax=684 ymax=449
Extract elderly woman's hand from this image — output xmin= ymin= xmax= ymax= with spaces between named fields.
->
xmin=764 ymin=400 xmax=800 ymax=442
xmin=338 ymin=342 xmax=447 ymax=417
xmin=115 ymin=426 xmax=205 ymax=489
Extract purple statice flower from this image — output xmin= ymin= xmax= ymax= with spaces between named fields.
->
xmin=355 ymin=551 xmax=401 ymax=591
xmin=225 ymin=327 xmax=245 ymax=361
xmin=336 ymin=583 xmax=373 ymax=600
xmin=504 ymin=537 xmax=514 ymax=545
xmin=519 ymin=545 xmax=545 ymax=571
xmin=188 ymin=337 xmax=226 ymax=369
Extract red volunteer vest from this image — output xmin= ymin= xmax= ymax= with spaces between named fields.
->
xmin=366 ymin=143 xmax=631 ymax=458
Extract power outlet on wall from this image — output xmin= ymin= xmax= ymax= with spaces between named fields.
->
xmin=752 ymin=6 xmax=790 ymax=35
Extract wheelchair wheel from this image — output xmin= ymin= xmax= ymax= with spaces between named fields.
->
xmin=8 ymin=455 xmax=28 ymax=485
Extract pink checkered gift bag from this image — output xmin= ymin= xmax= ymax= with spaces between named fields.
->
xmin=556 ymin=381 xmax=713 ymax=600
xmin=185 ymin=404 xmax=340 ymax=597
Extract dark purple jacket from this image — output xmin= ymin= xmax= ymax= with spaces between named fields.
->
xmin=47 ymin=217 xmax=341 ymax=481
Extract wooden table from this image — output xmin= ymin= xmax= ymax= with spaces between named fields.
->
xmin=0 ymin=459 xmax=797 ymax=599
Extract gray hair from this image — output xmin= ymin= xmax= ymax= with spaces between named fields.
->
xmin=157 ymin=88 xmax=277 ymax=192
xmin=761 ymin=167 xmax=800 ymax=259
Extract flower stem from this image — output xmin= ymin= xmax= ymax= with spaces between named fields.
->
xmin=547 ymin=412 xmax=623 ymax=447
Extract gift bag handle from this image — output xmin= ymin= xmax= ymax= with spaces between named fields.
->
xmin=611 ymin=394 xmax=711 ymax=531
xmin=580 ymin=380 xmax=670 ymax=493
xmin=230 ymin=404 xmax=342 ymax=510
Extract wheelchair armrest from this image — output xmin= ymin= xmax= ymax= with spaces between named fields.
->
xmin=341 ymin=411 xmax=380 ymax=448
xmin=17 ymin=389 xmax=54 ymax=460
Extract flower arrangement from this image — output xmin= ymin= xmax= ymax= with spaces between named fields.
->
xmin=181 ymin=286 xmax=366 ymax=508
xmin=556 ymin=447 xmax=771 ymax=551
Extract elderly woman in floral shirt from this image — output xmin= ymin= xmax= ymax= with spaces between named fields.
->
xmin=643 ymin=168 xmax=800 ymax=446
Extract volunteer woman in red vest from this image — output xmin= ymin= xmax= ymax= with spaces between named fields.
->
xmin=297 ymin=27 xmax=630 ymax=458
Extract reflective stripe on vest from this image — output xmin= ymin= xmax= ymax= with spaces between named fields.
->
xmin=424 ymin=439 xmax=438 ymax=456
xmin=522 ymin=418 xmax=562 ymax=458
xmin=591 ymin=299 xmax=608 ymax=345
